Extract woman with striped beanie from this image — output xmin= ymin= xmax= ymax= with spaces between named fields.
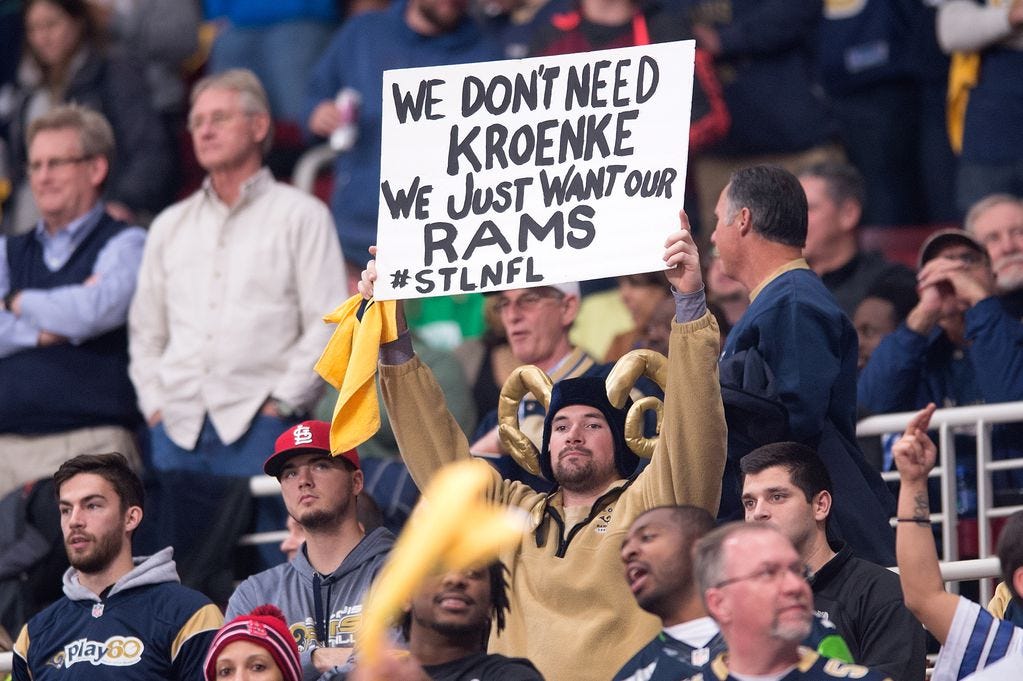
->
xmin=204 ymin=605 xmax=301 ymax=681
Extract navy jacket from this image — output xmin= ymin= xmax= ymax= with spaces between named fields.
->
xmin=13 ymin=548 xmax=221 ymax=681
xmin=721 ymin=266 xmax=895 ymax=565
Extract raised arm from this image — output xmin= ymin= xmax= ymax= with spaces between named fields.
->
xmin=858 ymin=276 xmax=945 ymax=414
xmin=893 ymin=403 xmax=959 ymax=644
xmin=364 ymin=249 xmax=476 ymax=492
xmin=630 ymin=212 xmax=726 ymax=514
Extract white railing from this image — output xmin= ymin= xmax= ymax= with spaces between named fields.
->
xmin=290 ymin=144 xmax=335 ymax=195
xmin=858 ymin=400 xmax=1023 ymax=603
xmin=237 ymin=476 xmax=288 ymax=547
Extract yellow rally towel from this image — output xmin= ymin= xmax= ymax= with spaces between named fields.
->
xmin=314 ymin=295 xmax=398 ymax=454
xmin=947 ymin=51 xmax=980 ymax=154
xmin=356 ymin=459 xmax=524 ymax=672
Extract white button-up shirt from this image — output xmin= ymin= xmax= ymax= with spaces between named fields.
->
xmin=129 ymin=168 xmax=346 ymax=448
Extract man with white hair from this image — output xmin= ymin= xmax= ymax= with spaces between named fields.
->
xmin=966 ymin=193 xmax=1023 ymax=295
xmin=129 ymin=69 xmax=345 ymax=478
xmin=0 ymin=105 xmax=145 ymax=498
xmin=129 ymin=70 xmax=345 ymax=565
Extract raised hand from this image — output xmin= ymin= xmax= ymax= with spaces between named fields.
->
xmin=892 ymin=403 xmax=938 ymax=485
xmin=359 ymin=245 xmax=380 ymax=300
xmin=662 ymin=211 xmax=703 ymax=295
xmin=916 ymin=256 xmax=993 ymax=308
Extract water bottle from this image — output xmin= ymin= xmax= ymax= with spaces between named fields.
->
xmin=330 ymin=88 xmax=361 ymax=152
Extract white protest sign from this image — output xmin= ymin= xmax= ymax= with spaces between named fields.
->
xmin=374 ymin=41 xmax=694 ymax=300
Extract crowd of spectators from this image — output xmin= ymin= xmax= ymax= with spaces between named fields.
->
xmin=2 ymin=0 xmax=1023 ymax=679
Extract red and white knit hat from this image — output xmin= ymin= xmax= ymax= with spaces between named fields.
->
xmin=203 ymin=605 xmax=301 ymax=681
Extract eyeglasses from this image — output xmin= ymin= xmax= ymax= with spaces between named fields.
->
xmin=493 ymin=290 xmax=564 ymax=315
xmin=186 ymin=110 xmax=252 ymax=132
xmin=714 ymin=561 xmax=811 ymax=589
xmin=27 ymin=156 xmax=92 ymax=175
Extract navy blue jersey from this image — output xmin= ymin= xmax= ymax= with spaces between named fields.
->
xmin=616 ymin=615 xmax=851 ymax=681
xmin=614 ymin=629 xmax=728 ymax=681
xmin=14 ymin=581 xmax=221 ymax=680
xmin=689 ymin=648 xmax=891 ymax=681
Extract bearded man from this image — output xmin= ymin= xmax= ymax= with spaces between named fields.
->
xmin=226 ymin=420 xmax=395 ymax=680
xmin=13 ymin=453 xmax=222 ymax=680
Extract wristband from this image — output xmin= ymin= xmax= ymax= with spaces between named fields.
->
xmin=896 ymin=517 xmax=931 ymax=524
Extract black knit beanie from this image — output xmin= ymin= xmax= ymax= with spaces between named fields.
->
xmin=539 ymin=376 xmax=637 ymax=482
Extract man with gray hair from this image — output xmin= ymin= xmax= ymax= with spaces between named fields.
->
xmin=714 ymin=165 xmax=894 ymax=565
xmin=688 ymin=522 xmax=890 ymax=681
xmin=860 ymin=195 xmax=1023 ymax=500
xmin=469 ymin=284 xmax=586 ymax=459
xmin=715 ymin=166 xmax=857 ymax=447
xmin=0 ymin=104 xmax=144 ymax=498
xmin=965 ymin=193 xmax=1023 ymax=295
xmin=129 ymin=69 xmax=345 ymax=491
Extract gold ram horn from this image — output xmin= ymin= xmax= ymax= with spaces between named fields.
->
xmin=497 ymin=365 xmax=553 ymax=478
xmin=624 ymin=397 xmax=663 ymax=458
xmin=606 ymin=349 xmax=668 ymax=458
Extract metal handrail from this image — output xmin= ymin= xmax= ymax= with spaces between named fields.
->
xmin=290 ymin=143 xmax=336 ymax=195
xmin=858 ymin=400 xmax=1023 ymax=603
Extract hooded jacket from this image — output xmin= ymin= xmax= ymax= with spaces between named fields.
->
xmin=13 ymin=547 xmax=222 ymax=680
xmin=226 ymin=526 xmax=395 ymax=680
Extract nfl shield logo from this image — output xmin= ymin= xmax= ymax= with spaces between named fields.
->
xmin=92 ymin=603 xmax=104 ymax=618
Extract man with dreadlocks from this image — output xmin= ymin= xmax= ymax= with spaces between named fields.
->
xmin=358 ymin=212 xmax=727 ymax=681
xmin=355 ymin=562 xmax=544 ymax=680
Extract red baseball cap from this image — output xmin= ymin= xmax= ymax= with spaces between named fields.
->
xmin=263 ymin=420 xmax=360 ymax=478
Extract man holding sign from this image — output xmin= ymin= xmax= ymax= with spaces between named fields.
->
xmin=359 ymin=212 xmax=726 ymax=681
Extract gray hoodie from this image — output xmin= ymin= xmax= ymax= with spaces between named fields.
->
xmin=227 ymin=526 xmax=395 ymax=680
xmin=63 ymin=546 xmax=181 ymax=601
xmin=15 ymin=547 xmax=220 ymax=681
